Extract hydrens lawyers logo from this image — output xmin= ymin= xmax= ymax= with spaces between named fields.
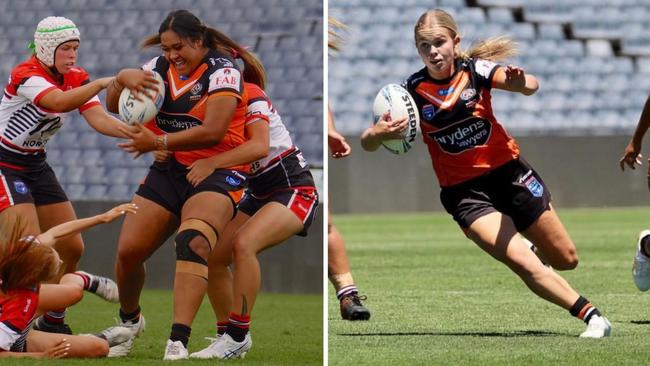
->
xmin=428 ymin=117 xmax=491 ymax=154
xmin=402 ymin=94 xmax=418 ymax=144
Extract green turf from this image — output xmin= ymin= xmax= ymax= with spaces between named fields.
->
xmin=328 ymin=207 xmax=650 ymax=366
xmin=4 ymin=291 xmax=322 ymax=365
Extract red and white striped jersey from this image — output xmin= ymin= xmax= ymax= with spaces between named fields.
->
xmin=244 ymin=83 xmax=295 ymax=175
xmin=0 ymin=56 xmax=99 ymax=165
xmin=0 ymin=287 xmax=38 ymax=352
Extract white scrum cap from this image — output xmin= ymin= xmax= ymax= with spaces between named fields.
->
xmin=33 ymin=16 xmax=80 ymax=66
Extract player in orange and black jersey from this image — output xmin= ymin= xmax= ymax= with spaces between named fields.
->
xmin=98 ymin=10 xmax=267 ymax=359
xmin=361 ymin=9 xmax=611 ymax=338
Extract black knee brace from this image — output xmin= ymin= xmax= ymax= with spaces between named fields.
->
xmin=174 ymin=218 xmax=218 ymax=279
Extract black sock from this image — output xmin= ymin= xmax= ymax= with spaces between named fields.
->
xmin=170 ymin=323 xmax=191 ymax=348
xmin=226 ymin=323 xmax=249 ymax=342
xmin=119 ymin=306 xmax=141 ymax=323
xmin=569 ymin=296 xmax=601 ymax=323
xmin=641 ymin=235 xmax=650 ymax=258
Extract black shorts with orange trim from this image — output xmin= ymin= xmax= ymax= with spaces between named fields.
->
xmin=439 ymin=157 xmax=551 ymax=232
xmin=0 ymin=162 xmax=68 ymax=212
xmin=136 ymin=158 xmax=248 ymax=218
xmin=238 ymin=184 xmax=319 ymax=237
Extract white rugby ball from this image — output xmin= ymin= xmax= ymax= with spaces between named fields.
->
xmin=118 ymin=72 xmax=165 ymax=125
xmin=372 ymin=83 xmax=420 ymax=154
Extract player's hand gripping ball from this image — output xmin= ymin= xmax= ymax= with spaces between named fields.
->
xmin=118 ymin=72 xmax=165 ymax=125
xmin=372 ymin=83 xmax=421 ymax=154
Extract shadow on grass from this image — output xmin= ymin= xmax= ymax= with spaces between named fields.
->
xmin=338 ymin=330 xmax=564 ymax=338
xmin=630 ymin=320 xmax=650 ymax=325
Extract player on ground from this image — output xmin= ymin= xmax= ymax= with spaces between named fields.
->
xmin=99 ymin=10 xmax=267 ymax=360
xmin=188 ymin=80 xmax=319 ymax=359
xmin=620 ymin=94 xmax=650 ymax=291
xmin=361 ymin=9 xmax=610 ymax=338
xmin=0 ymin=203 xmax=137 ymax=358
xmin=328 ymin=17 xmax=371 ymax=321
xmin=0 ymin=16 xmax=140 ymax=335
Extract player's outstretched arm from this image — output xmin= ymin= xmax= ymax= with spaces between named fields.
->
xmin=492 ymin=65 xmax=539 ymax=96
xmin=81 ymin=105 xmax=127 ymax=138
xmin=0 ymin=339 xmax=69 ymax=359
xmin=38 ymin=77 xmax=114 ymax=113
xmin=36 ymin=203 xmax=138 ymax=247
xmin=621 ymin=94 xmax=650 ymax=170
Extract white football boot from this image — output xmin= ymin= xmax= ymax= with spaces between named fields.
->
xmin=163 ymin=339 xmax=189 ymax=360
xmin=633 ymin=230 xmax=650 ymax=291
xmin=189 ymin=333 xmax=252 ymax=359
xmin=579 ymin=315 xmax=612 ymax=338
xmin=76 ymin=271 xmax=119 ymax=303
xmin=106 ymin=316 xmax=146 ymax=357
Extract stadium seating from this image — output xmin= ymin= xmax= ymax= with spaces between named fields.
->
xmin=330 ymin=0 xmax=650 ymax=136
xmin=0 ymin=0 xmax=323 ymax=200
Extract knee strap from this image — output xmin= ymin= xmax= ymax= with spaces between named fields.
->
xmin=175 ymin=218 xmax=219 ymax=280
xmin=178 ymin=218 xmax=218 ymax=250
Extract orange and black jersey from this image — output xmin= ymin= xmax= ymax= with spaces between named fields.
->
xmin=142 ymin=50 xmax=248 ymax=170
xmin=404 ymin=58 xmax=520 ymax=187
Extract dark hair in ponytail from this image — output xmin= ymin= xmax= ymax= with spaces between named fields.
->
xmin=142 ymin=9 xmax=266 ymax=89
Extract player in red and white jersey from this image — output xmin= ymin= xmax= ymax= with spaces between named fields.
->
xmin=0 ymin=16 xmax=137 ymax=336
xmin=97 ymin=10 xmax=268 ymax=359
xmin=361 ymin=9 xmax=610 ymax=338
xmin=184 ymin=81 xmax=318 ymax=359
xmin=0 ymin=203 xmax=138 ymax=358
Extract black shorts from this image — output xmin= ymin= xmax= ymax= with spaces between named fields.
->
xmin=238 ymin=185 xmax=319 ymax=237
xmin=439 ymin=157 xmax=551 ymax=232
xmin=136 ymin=158 xmax=248 ymax=218
xmin=0 ymin=163 xmax=68 ymax=211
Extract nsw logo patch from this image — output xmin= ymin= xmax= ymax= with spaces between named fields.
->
xmin=13 ymin=181 xmax=28 ymax=195
xmin=422 ymin=104 xmax=436 ymax=120
xmin=525 ymin=176 xmax=544 ymax=198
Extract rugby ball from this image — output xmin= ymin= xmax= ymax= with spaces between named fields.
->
xmin=372 ymin=83 xmax=420 ymax=154
xmin=118 ymin=72 xmax=165 ymax=125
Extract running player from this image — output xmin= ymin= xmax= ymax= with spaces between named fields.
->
xmin=361 ymin=9 xmax=611 ymax=338
xmin=0 ymin=16 xmax=141 ymax=335
xmin=187 ymin=81 xmax=319 ymax=359
xmin=328 ymin=17 xmax=371 ymax=321
xmin=620 ymin=94 xmax=650 ymax=291
xmin=98 ymin=10 xmax=267 ymax=360
xmin=0 ymin=203 xmax=137 ymax=358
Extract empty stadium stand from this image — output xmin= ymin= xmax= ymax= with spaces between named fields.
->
xmin=330 ymin=0 xmax=650 ymax=136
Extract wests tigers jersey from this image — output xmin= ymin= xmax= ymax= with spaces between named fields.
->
xmin=404 ymin=58 xmax=520 ymax=187
xmin=143 ymin=50 xmax=248 ymax=171
xmin=0 ymin=287 xmax=39 ymax=352
xmin=0 ymin=57 xmax=100 ymax=169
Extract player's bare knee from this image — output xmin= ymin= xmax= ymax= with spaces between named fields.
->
xmin=553 ymin=250 xmax=579 ymax=270
xmin=231 ymin=233 xmax=255 ymax=260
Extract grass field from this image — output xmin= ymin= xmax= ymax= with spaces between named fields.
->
xmin=4 ymin=290 xmax=322 ymax=365
xmin=328 ymin=207 xmax=650 ymax=365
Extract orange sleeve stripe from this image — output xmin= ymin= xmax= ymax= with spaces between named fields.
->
xmin=208 ymin=91 xmax=242 ymax=101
